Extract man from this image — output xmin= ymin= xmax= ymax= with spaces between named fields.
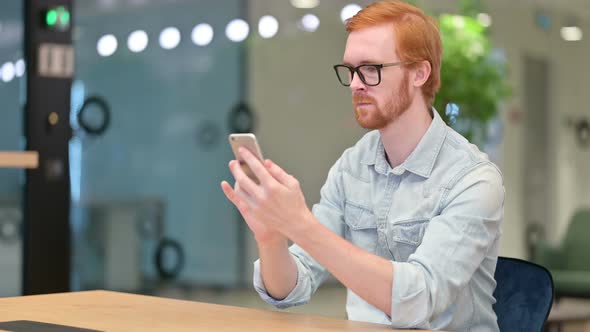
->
xmin=221 ymin=1 xmax=504 ymax=330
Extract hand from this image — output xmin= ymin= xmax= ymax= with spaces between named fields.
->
xmin=221 ymin=148 xmax=313 ymax=242
xmin=221 ymin=179 xmax=285 ymax=244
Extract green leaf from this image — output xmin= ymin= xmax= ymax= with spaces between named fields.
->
xmin=435 ymin=7 xmax=511 ymax=147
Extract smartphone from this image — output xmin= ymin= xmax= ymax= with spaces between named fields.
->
xmin=229 ymin=133 xmax=264 ymax=183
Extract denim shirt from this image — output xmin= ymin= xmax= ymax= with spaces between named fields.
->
xmin=253 ymin=109 xmax=505 ymax=331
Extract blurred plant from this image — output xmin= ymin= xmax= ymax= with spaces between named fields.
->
xmin=406 ymin=0 xmax=512 ymax=145
xmin=437 ymin=0 xmax=511 ymax=145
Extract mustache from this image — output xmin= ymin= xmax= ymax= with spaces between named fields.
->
xmin=353 ymin=93 xmax=376 ymax=105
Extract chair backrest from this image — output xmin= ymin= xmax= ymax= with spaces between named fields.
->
xmin=493 ymin=257 xmax=554 ymax=332
xmin=563 ymin=209 xmax=590 ymax=270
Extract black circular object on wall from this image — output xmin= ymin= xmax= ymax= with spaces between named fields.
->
xmin=576 ymin=118 xmax=590 ymax=148
xmin=228 ymin=102 xmax=255 ymax=133
xmin=154 ymin=237 xmax=185 ymax=280
xmin=78 ymin=95 xmax=111 ymax=136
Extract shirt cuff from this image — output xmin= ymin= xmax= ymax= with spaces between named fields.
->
xmin=252 ymin=257 xmax=310 ymax=309
xmin=390 ymin=261 xmax=431 ymax=329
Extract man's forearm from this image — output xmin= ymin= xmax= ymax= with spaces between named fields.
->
xmin=290 ymin=215 xmax=393 ymax=315
xmin=258 ymin=237 xmax=298 ymax=300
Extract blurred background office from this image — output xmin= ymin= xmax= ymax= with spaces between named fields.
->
xmin=0 ymin=0 xmax=589 ymax=330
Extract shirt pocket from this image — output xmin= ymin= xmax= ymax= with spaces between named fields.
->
xmin=385 ymin=218 xmax=429 ymax=262
xmin=344 ymin=201 xmax=378 ymax=253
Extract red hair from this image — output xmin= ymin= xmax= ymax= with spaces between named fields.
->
xmin=346 ymin=1 xmax=442 ymax=106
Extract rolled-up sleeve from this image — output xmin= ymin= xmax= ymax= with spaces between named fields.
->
xmin=253 ymin=256 xmax=315 ymax=308
xmin=389 ymin=164 xmax=505 ymax=328
xmin=252 ymin=157 xmax=347 ymax=308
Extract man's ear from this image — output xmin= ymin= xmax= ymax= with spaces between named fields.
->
xmin=413 ymin=60 xmax=432 ymax=88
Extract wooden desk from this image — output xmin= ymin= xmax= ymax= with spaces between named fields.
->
xmin=0 ymin=290 xmax=425 ymax=331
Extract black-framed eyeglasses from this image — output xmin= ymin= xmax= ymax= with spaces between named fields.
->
xmin=333 ymin=61 xmax=411 ymax=87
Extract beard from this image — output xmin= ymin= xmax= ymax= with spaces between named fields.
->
xmin=352 ymin=71 xmax=412 ymax=130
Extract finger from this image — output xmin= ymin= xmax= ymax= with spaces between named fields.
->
xmin=234 ymin=180 xmax=258 ymax=204
xmin=221 ymin=181 xmax=237 ymax=203
xmin=221 ymin=181 xmax=251 ymax=215
xmin=228 ymin=179 xmax=251 ymax=200
xmin=239 ymin=148 xmax=273 ymax=185
xmin=265 ymin=159 xmax=296 ymax=187
xmin=229 ymin=160 xmax=263 ymax=198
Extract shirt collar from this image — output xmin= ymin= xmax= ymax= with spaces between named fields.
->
xmin=361 ymin=108 xmax=447 ymax=178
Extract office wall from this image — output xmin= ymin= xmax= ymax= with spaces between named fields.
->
xmin=486 ymin=1 xmax=590 ymax=251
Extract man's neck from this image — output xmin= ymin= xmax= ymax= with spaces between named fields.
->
xmin=378 ymin=100 xmax=433 ymax=169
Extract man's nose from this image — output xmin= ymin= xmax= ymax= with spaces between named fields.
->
xmin=349 ymin=72 xmax=366 ymax=92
